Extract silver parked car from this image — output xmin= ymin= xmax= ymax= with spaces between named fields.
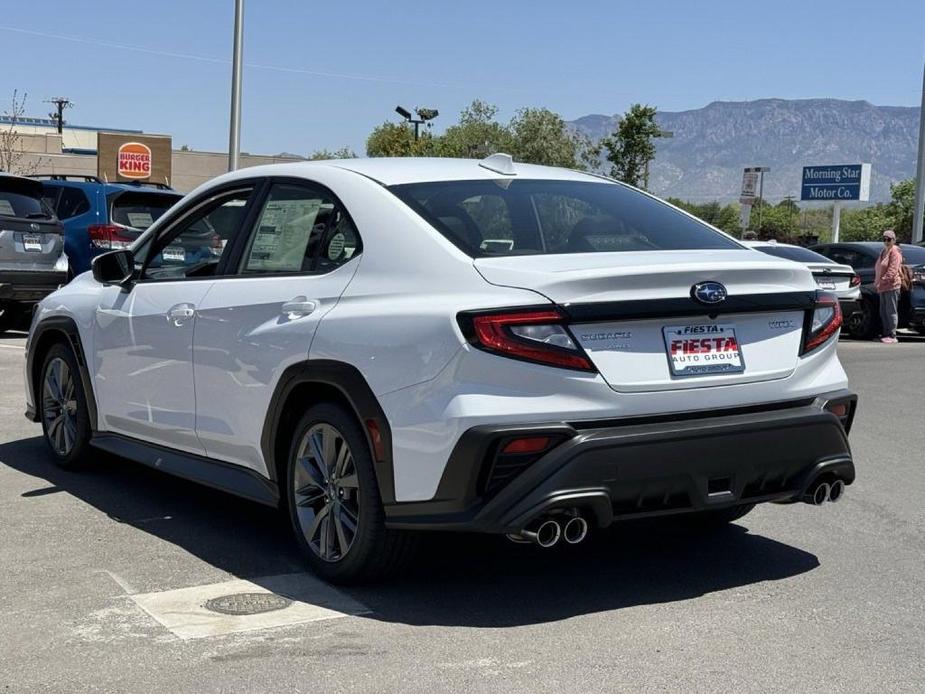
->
xmin=0 ymin=173 xmax=68 ymax=332
xmin=744 ymin=241 xmax=861 ymax=318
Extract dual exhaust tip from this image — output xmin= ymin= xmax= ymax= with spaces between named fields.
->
xmin=508 ymin=512 xmax=589 ymax=548
xmin=804 ymin=478 xmax=846 ymax=506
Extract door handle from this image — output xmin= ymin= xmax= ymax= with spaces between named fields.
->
xmin=281 ymin=297 xmax=317 ymax=319
xmin=167 ymin=303 xmax=196 ymax=326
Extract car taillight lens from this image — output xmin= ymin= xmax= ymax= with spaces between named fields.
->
xmin=460 ymin=308 xmax=595 ymax=371
xmin=88 ymin=224 xmax=134 ymax=250
xmin=913 ymin=268 xmax=925 ymax=286
xmin=850 ymin=274 xmax=861 ymax=287
xmin=801 ymin=293 xmax=842 ymax=355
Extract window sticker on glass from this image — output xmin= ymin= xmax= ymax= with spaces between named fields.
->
xmin=0 ymin=200 xmax=15 ymax=216
xmin=327 ymin=232 xmax=346 ymax=260
xmin=245 ymin=199 xmax=321 ymax=272
xmin=126 ymin=212 xmax=154 ymax=228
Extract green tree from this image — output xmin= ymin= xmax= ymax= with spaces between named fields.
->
xmin=888 ymin=178 xmax=916 ymax=242
xmin=434 ymin=100 xmax=512 ymax=158
xmin=600 ymin=104 xmax=660 ymax=188
xmin=508 ymin=107 xmax=597 ymax=170
xmin=666 ymin=198 xmax=741 ymax=235
xmin=307 ymin=146 xmax=357 ymax=160
xmin=840 ymin=204 xmax=895 ymax=242
xmin=366 ymin=122 xmax=433 ymax=157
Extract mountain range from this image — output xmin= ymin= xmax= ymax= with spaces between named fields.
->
xmin=568 ymin=99 xmax=921 ymax=203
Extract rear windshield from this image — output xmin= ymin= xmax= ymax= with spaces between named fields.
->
xmin=389 ymin=179 xmax=741 ymax=257
xmin=0 ymin=185 xmax=53 ymax=219
xmin=756 ymin=245 xmax=832 ymax=264
xmin=109 ymin=192 xmax=181 ymax=230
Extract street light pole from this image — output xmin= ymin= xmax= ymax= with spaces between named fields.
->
xmin=912 ymin=62 xmax=925 ymax=244
xmin=227 ymin=0 xmax=244 ymax=172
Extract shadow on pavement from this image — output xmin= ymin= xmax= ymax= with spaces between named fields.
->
xmin=1 ymin=435 xmax=819 ymax=628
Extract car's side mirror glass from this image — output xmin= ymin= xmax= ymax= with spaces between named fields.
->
xmin=91 ymin=249 xmax=135 ymax=287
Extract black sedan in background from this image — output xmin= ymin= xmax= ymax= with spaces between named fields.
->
xmin=811 ymin=242 xmax=925 ymax=339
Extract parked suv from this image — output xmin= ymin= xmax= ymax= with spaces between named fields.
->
xmin=25 ymin=157 xmax=857 ymax=583
xmin=35 ymin=175 xmax=183 ymax=277
xmin=811 ymin=241 xmax=925 ymax=338
xmin=0 ymin=173 xmax=67 ymax=332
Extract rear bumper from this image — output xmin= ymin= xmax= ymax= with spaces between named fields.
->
xmin=384 ymin=390 xmax=857 ymax=533
xmin=0 ymin=270 xmax=67 ymax=303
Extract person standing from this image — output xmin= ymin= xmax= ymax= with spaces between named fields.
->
xmin=874 ymin=229 xmax=903 ymax=343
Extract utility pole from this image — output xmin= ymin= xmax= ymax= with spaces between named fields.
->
xmin=227 ymin=0 xmax=244 ymax=171
xmin=45 ymin=97 xmax=73 ymax=134
xmin=913 ymin=62 xmax=925 ymax=244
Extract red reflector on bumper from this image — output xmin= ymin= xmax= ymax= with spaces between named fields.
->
xmin=502 ymin=436 xmax=552 ymax=455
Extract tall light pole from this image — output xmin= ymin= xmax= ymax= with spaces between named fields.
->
xmin=912 ymin=62 xmax=925 ymax=243
xmin=228 ymin=0 xmax=244 ymax=171
xmin=395 ymin=106 xmax=439 ymax=140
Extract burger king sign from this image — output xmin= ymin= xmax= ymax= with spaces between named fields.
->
xmin=117 ymin=142 xmax=152 ymax=179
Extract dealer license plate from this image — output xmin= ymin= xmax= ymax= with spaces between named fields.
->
xmin=23 ymin=233 xmax=42 ymax=252
xmin=162 ymin=246 xmax=185 ymax=262
xmin=663 ymin=324 xmax=745 ymax=377
xmin=816 ymin=278 xmax=836 ymax=290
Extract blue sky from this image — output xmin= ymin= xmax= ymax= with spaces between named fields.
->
xmin=2 ymin=0 xmax=923 ymax=156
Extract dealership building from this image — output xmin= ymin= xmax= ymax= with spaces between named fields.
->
xmin=2 ymin=115 xmax=301 ymax=192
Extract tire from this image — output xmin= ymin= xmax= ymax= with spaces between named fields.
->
xmin=683 ymin=503 xmax=755 ymax=529
xmin=39 ymin=342 xmax=92 ymax=469
xmin=285 ymin=403 xmax=417 ymax=584
xmin=845 ymin=299 xmax=877 ymax=340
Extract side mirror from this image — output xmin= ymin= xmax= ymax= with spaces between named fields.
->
xmin=91 ymin=249 xmax=135 ymax=287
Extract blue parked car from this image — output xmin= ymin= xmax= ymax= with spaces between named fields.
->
xmin=35 ymin=176 xmax=184 ymax=277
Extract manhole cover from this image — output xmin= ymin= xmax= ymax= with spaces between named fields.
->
xmin=204 ymin=592 xmax=292 ymax=616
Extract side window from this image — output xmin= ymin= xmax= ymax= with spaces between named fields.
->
xmin=240 ymin=183 xmax=361 ymax=275
xmin=56 ymin=188 xmax=91 ymax=219
xmin=143 ymin=188 xmax=253 ymax=280
xmin=41 ymin=186 xmax=61 ymax=215
xmin=853 ymin=252 xmax=875 ymax=269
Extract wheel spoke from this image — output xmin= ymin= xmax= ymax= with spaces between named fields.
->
xmin=337 ymin=473 xmax=358 ymax=489
xmin=339 ymin=502 xmax=358 ymax=527
xmin=322 ymin=426 xmax=336 ymax=474
xmin=306 ymin=502 xmax=331 ymax=545
xmin=333 ymin=507 xmax=350 ymax=556
xmin=307 ymin=431 xmax=329 ymax=482
xmin=333 ymin=442 xmax=350 ymax=477
xmin=295 ymin=486 xmax=325 ymax=507
xmin=296 ymin=455 xmax=326 ymax=488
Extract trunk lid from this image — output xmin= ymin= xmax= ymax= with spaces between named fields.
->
xmin=474 ymin=249 xmax=817 ymax=393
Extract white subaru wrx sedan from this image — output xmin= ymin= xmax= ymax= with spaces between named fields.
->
xmin=24 ymin=155 xmax=857 ymax=583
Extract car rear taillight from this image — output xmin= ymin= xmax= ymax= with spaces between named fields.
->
xmin=88 ymin=224 xmax=134 ymax=250
xmin=849 ymin=274 xmax=861 ymax=288
xmin=459 ymin=308 xmax=595 ymax=371
xmin=913 ymin=268 xmax=925 ymax=286
xmin=801 ymin=293 xmax=842 ymax=355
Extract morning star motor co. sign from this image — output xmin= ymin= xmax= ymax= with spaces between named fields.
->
xmin=800 ymin=164 xmax=871 ymax=202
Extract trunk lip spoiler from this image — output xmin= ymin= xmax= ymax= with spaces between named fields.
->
xmin=561 ymin=291 xmax=817 ymax=323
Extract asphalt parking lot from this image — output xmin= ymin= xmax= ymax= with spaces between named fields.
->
xmin=1 ymin=331 xmax=923 ymax=693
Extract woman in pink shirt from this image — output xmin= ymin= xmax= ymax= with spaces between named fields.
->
xmin=874 ymin=229 xmax=903 ymax=343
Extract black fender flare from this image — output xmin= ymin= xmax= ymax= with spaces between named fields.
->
xmin=260 ymin=360 xmax=396 ymax=505
xmin=26 ymin=316 xmax=99 ymax=430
